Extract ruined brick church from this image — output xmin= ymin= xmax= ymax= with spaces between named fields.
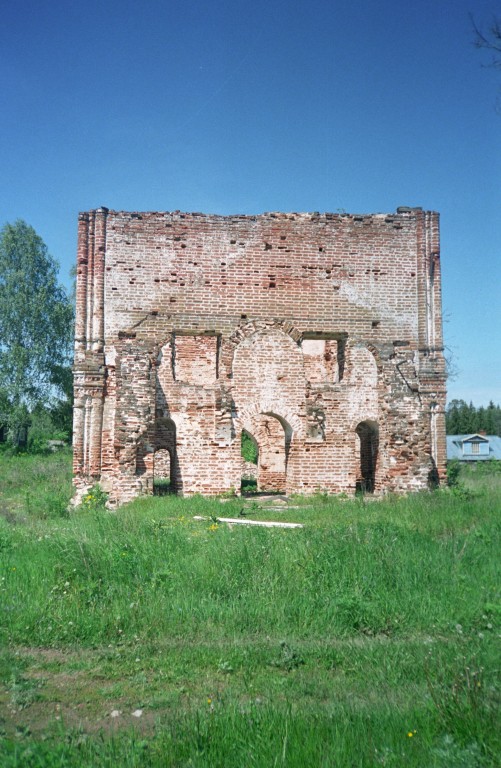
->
xmin=73 ymin=207 xmax=447 ymax=506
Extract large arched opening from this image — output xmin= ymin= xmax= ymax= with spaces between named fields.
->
xmin=355 ymin=420 xmax=379 ymax=494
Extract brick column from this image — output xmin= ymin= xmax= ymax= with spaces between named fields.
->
xmin=73 ymin=213 xmax=90 ymax=480
xmin=75 ymin=213 xmax=89 ymax=356
xmin=89 ymin=394 xmax=104 ymax=478
xmin=73 ymin=209 xmax=108 ymax=491
xmin=92 ymin=207 xmax=108 ymax=353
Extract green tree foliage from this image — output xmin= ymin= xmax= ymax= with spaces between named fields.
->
xmin=241 ymin=430 xmax=258 ymax=464
xmin=446 ymin=399 xmax=501 ymax=436
xmin=0 ymin=220 xmax=74 ymax=443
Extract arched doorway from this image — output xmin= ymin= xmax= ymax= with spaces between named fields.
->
xmin=241 ymin=428 xmax=258 ymax=493
xmin=256 ymin=413 xmax=292 ymax=493
xmin=355 ymin=420 xmax=379 ymax=493
xmin=154 ymin=417 xmax=177 ymax=495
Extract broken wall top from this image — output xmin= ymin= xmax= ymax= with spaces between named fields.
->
xmin=76 ymin=207 xmax=441 ymax=350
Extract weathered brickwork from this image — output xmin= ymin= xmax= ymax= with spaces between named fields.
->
xmin=73 ymin=207 xmax=447 ymax=506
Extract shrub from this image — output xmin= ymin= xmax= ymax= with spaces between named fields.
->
xmin=447 ymin=459 xmax=461 ymax=487
xmin=81 ymin=485 xmax=108 ymax=512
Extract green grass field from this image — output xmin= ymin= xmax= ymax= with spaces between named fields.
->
xmin=0 ymin=451 xmax=500 ymax=766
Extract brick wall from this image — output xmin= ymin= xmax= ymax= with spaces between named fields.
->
xmin=73 ymin=208 xmax=447 ymax=505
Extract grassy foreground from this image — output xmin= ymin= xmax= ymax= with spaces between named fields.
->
xmin=0 ymin=452 xmax=500 ymax=766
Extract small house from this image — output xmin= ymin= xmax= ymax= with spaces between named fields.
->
xmin=446 ymin=434 xmax=501 ymax=461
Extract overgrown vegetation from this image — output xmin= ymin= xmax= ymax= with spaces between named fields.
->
xmin=240 ymin=429 xmax=258 ymax=463
xmin=0 ymin=453 xmax=500 ymax=765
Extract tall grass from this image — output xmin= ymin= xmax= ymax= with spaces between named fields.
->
xmin=0 ymin=453 xmax=500 ymax=766
xmin=2 ymin=486 xmax=499 ymax=645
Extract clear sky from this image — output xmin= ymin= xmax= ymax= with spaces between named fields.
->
xmin=1 ymin=0 xmax=500 ymax=406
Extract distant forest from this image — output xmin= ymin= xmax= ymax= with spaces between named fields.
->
xmin=446 ymin=400 xmax=501 ymax=436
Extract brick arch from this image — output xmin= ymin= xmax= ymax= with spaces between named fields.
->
xmin=235 ymin=402 xmax=302 ymax=439
xmin=220 ymin=319 xmax=303 ymax=386
xmin=153 ymin=416 xmax=177 ymax=493
xmin=228 ymin=318 xmax=303 ymax=349
xmin=235 ymin=410 xmax=294 ymax=493
xmin=232 ymin=327 xmax=305 ymax=420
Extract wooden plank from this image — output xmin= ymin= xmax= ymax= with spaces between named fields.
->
xmin=193 ymin=516 xmax=303 ymax=529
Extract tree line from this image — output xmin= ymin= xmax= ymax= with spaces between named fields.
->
xmin=446 ymin=400 xmax=501 ymax=437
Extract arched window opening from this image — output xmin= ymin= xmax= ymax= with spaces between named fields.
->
xmin=355 ymin=421 xmax=379 ymax=494
xmin=154 ymin=417 xmax=177 ymax=495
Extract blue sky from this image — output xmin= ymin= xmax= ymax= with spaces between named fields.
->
xmin=1 ymin=0 xmax=500 ymax=406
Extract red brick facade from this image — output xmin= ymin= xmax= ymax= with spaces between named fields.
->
xmin=73 ymin=208 xmax=447 ymax=505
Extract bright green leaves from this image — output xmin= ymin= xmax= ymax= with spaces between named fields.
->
xmin=0 ymin=220 xmax=73 ymax=409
